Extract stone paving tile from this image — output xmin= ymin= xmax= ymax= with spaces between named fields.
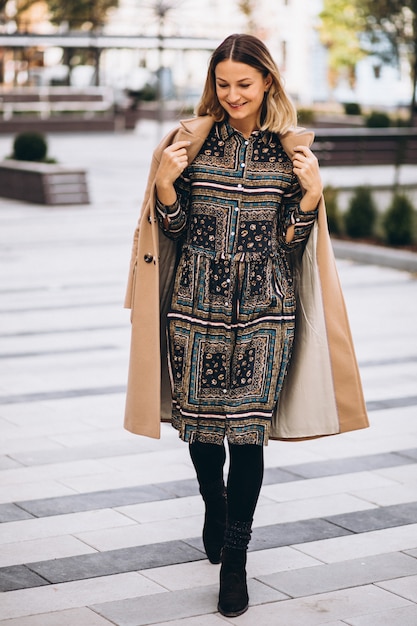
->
xmin=257 ymin=552 xmax=417 ymax=598
xmin=405 ymin=548 xmax=417 ymax=558
xmin=376 ymin=574 xmax=417 ymax=603
xmin=57 ymin=463 xmax=195 ymax=494
xmin=246 ymin=546 xmax=322 ymax=577
xmin=345 ymin=604 xmax=417 ymax=626
xmin=75 ymin=512 xmax=203 ymax=552
xmin=0 ymin=535 xmax=97 ymax=569
xmin=351 ymin=484 xmax=417 ymax=508
xmin=143 ymin=558 xmax=221 ymax=591
xmin=281 ymin=451 xmax=415 ymax=479
xmin=116 ymin=495 xmax=203 ymax=524
xmin=0 ymin=459 xmax=112 ymax=487
xmin=254 ymin=493 xmax=377 ymax=527
xmin=249 ymin=518 xmax=352 ymax=551
xmin=17 ymin=484 xmax=173 ymax=518
xmin=0 ymin=509 xmax=134 ymax=545
xmin=154 ymin=478 xmax=199 ymax=498
xmin=0 ymin=573 xmax=164 ymax=621
xmin=142 ymin=546 xmax=320 ymax=591
xmin=293 ymin=523 xmax=417 ymax=563
xmin=397 ymin=448 xmax=417 ymax=462
xmin=27 ymin=541 xmax=205 ymax=584
xmin=0 ymin=481 xmax=78 ymax=505
xmin=261 ymin=471 xmax=396 ymax=503
xmin=0 ymin=607 xmax=114 ymax=626
xmin=224 ymin=585 xmax=412 ymax=626
xmin=366 ymin=395 xmax=417 ymax=411
xmin=91 ymin=580 xmax=286 ymax=626
xmin=149 ymin=616 xmax=229 ymax=626
xmin=0 ymin=457 xmax=22 ymax=470
xmin=262 ymin=466 xmax=301 ymax=484
xmin=91 ymin=585 xmax=218 ymax=626
xmin=325 ymin=501 xmax=417 ymax=533
xmin=9 ymin=440 xmax=142 ymax=466
xmin=0 ymin=503 xmax=33 ymax=523
xmin=372 ymin=463 xmax=417 ymax=486
xmin=0 ymin=566 xmax=49 ymax=593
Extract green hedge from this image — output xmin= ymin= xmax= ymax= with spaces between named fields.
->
xmin=344 ymin=186 xmax=377 ymax=239
xmin=383 ymin=193 xmax=416 ymax=246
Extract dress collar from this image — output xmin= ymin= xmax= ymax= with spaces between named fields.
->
xmin=216 ymin=120 xmax=266 ymax=142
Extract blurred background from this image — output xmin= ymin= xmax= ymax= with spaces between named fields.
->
xmin=0 ymin=0 xmax=415 ymax=130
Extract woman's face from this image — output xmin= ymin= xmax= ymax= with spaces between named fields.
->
xmin=215 ymin=59 xmax=272 ymax=134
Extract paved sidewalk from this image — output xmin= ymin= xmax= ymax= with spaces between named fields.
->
xmin=0 ymin=122 xmax=417 ymax=625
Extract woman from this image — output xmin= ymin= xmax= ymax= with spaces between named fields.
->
xmin=124 ymin=34 xmax=368 ymax=618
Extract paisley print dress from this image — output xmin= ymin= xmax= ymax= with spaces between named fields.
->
xmin=157 ymin=121 xmax=317 ymax=445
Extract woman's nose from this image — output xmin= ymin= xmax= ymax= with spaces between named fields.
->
xmin=228 ymin=87 xmax=240 ymax=101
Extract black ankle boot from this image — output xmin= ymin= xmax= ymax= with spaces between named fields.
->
xmin=200 ymin=479 xmax=227 ymax=564
xmin=218 ymin=547 xmax=248 ymax=617
xmin=217 ymin=519 xmax=252 ymax=617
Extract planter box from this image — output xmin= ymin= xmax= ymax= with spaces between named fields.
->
xmin=0 ymin=160 xmax=89 ymax=205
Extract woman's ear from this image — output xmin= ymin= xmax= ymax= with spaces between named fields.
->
xmin=264 ymin=74 xmax=273 ymax=92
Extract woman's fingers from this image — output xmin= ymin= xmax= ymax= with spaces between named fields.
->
xmin=158 ymin=141 xmax=191 ymax=185
xmin=291 ymin=145 xmax=322 ymax=194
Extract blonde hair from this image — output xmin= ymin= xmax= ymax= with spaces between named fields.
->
xmin=196 ymin=33 xmax=297 ymax=135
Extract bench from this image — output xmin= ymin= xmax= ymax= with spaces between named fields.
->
xmin=0 ymin=86 xmax=114 ymax=120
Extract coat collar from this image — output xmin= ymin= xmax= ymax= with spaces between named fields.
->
xmin=177 ymin=116 xmax=314 ymax=163
xmin=280 ymin=127 xmax=315 ymax=158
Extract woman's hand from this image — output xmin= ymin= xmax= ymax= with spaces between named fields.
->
xmin=155 ymin=140 xmax=191 ymax=205
xmin=292 ymin=145 xmax=323 ymax=212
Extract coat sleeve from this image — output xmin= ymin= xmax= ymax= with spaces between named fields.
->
xmin=124 ymin=130 xmax=180 ymax=309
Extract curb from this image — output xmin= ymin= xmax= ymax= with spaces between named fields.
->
xmin=332 ymin=239 xmax=417 ymax=274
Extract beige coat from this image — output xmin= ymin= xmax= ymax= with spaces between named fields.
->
xmin=124 ymin=116 xmax=369 ymax=440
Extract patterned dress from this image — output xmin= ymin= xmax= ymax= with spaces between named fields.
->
xmin=157 ymin=121 xmax=317 ymax=446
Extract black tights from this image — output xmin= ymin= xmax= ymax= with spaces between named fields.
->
xmin=189 ymin=440 xmax=264 ymax=522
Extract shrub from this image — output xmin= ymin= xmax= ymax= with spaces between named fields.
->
xmin=13 ymin=132 xmax=48 ymax=162
xmin=343 ymin=102 xmax=361 ymax=116
xmin=127 ymin=84 xmax=158 ymax=108
xmin=297 ymin=108 xmax=315 ymax=125
xmin=344 ymin=186 xmax=377 ymax=239
xmin=365 ymin=111 xmax=391 ymax=128
xmin=394 ymin=117 xmax=411 ymax=128
xmin=382 ymin=193 xmax=416 ymax=246
xmin=323 ymin=185 xmax=342 ymax=235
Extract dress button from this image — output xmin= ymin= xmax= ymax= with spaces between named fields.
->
xmin=237 ymin=184 xmax=242 ymax=188
xmin=245 ymin=140 xmax=249 ymax=145
xmin=231 ymin=231 xmax=235 ymax=236
xmin=296 ymin=218 xmax=300 ymax=222
xmin=240 ymin=163 xmax=245 ymax=168
xmin=144 ymin=253 xmax=154 ymax=263
xmin=223 ymin=389 xmax=227 ymax=394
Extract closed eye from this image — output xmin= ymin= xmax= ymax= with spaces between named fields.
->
xmin=216 ymin=83 xmax=252 ymax=89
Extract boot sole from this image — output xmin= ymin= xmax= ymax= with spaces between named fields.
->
xmin=217 ymin=602 xmax=249 ymax=618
